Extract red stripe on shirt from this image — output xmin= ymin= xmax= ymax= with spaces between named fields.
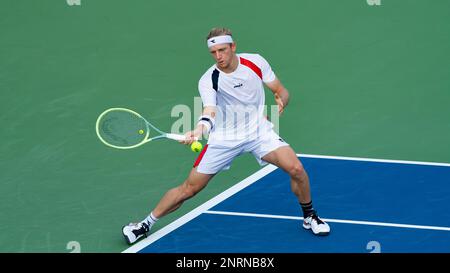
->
xmin=240 ymin=57 xmax=262 ymax=79
xmin=193 ymin=144 xmax=209 ymax=168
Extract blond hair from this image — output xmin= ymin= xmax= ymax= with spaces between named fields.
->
xmin=206 ymin=27 xmax=233 ymax=41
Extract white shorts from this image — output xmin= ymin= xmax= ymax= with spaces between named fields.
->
xmin=194 ymin=130 xmax=289 ymax=174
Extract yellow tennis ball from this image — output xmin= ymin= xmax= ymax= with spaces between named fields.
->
xmin=138 ymin=129 xmax=144 ymax=135
xmin=191 ymin=141 xmax=202 ymax=152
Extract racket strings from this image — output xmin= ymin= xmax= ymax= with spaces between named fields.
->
xmin=98 ymin=110 xmax=148 ymax=147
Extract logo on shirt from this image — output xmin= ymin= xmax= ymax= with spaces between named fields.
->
xmin=233 ymin=83 xmax=243 ymax=88
xmin=66 ymin=0 xmax=81 ymax=5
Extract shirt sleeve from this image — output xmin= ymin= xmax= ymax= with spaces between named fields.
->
xmin=256 ymin=54 xmax=276 ymax=83
xmin=198 ymin=74 xmax=217 ymax=107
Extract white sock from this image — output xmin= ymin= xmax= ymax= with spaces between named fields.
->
xmin=142 ymin=212 xmax=158 ymax=227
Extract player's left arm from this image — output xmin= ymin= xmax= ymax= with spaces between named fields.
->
xmin=265 ymin=77 xmax=289 ymax=115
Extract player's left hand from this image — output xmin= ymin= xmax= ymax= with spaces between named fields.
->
xmin=275 ymin=93 xmax=285 ymax=115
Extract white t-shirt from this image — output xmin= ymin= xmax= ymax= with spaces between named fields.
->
xmin=198 ymin=53 xmax=277 ymax=147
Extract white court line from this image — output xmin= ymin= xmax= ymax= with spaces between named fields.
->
xmin=122 ymin=164 xmax=278 ymax=253
xmin=122 ymin=154 xmax=450 ymax=253
xmin=298 ymin=153 xmax=450 ymax=167
xmin=205 ymin=210 xmax=450 ymax=232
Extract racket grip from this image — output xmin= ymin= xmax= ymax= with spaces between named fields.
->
xmin=166 ymin=133 xmax=198 ymax=141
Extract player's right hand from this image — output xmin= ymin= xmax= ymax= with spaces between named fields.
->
xmin=180 ymin=129 xmax=201 ymax=145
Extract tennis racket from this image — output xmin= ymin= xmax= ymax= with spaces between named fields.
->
xmin=95 ymin=107 xmax=193 ymax=149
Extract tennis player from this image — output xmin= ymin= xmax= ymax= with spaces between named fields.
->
xmin=122 ymin=27 xmax=330 ymax=245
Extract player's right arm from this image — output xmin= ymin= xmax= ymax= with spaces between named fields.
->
xmin=181 ymin=106 xmax=216 ymax=145
xmin=180 ymin=69 xmax=217 ymax=145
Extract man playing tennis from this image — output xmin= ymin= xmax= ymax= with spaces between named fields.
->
xmin=122 ymin=27 xmax=330 ymax=244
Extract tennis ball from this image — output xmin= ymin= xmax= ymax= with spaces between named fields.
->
xmin=191 ymin=141 xmax=202 ymax=152
xmin=138 ymin=129 xmax=144 ymax=135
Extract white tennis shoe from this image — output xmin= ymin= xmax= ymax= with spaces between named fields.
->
xmin=122 ymin=222 xmax=150 ymax=245
xmin=303 ymin=214 xmax=330 ymax=236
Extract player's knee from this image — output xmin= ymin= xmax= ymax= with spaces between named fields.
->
xmin=181 ymin=183 xmax=202 ymax=200
xmin=288 ymin=163 xmax=304 ymax=179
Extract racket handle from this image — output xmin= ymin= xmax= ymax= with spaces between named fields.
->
xmin=166 ymin=133 xmax=198 ymax=141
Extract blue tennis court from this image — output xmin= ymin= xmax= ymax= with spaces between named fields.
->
xmin=124 ymin=154 xmax=450 ymax=253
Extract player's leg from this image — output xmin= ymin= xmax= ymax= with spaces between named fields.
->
xmin=257 ymin=137 xmax=330 ymax=236
xmin=122 ymin=168 xmax=214 ymax=245
xmin=261 ymin=146 xmax=311 ymax=204
xmin=122 ymin=144 xmax=240 ymax=245
xmin=152 ymin=167 xmax=215 ymax=218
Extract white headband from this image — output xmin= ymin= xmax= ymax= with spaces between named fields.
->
xmin=207 ymin=35 xmax=233 ymax=48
